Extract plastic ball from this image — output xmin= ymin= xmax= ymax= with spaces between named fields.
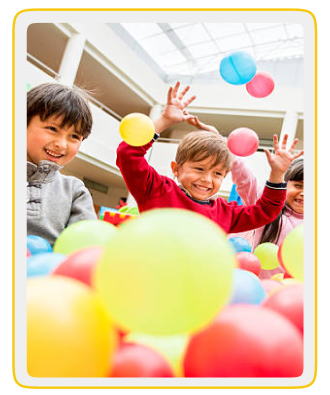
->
xmin=52 ymin=246 xmax=104 ymax=286
xmin=27 ymin=276 xmax=117 ymax=377
xmin=27 ymin=252 xmax=66 ymax=278
xmin=278 ymin=225 xmax=304 ymax=282
xmin=235 ymin=251 xmax=261 ymax=276
xmin=228 ymin=269 xmax=266 ymax=305
xmin=220 ymin=51 xmax=257 ymax=85
xmin=254 ymin=242 xmax=280 ymax=270
xmin=227 ymin=127 xmax=259 ymax=157
xmin=27 ymin=235 xmax=52 ymax=255
xmin=263 ymin=284 xmax=303 ymax=334
xmin=53 ymin=219 xmax=117 ymax=255
xmin=246 ymin=71 xmax=275 ymax=98
xmin=27 ymin=249 xmax=31 ymax=257
xmin=119 ymin=113 xmax=155 ymax=146
xmin=126 ymin=333 xmax=188 ymax=377
xmin=183 ymin=305 xmax=303 ymax=377
xmin=94 ymin=208 xmax=236 ymax=335
xmin=110 ymin=343 xmax=174 ymax=377
xmin=228 ymin=237 xmax=251 ymax=253
xmin=260 ymin=279 xmax=283 ymax=295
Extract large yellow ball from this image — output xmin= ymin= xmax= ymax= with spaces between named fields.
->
xmin=27 ymin=276 xmax=117 ymax=377
xmin=119 ymin=113 xmax=155 ymax=146
xmin=94 ymin=208 xmax=235 ymax=335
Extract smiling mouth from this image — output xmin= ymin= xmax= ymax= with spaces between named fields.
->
xmin=45 ymin=149 xmax=64 ymax=159
xmin=295 ymin=199 xmax=304 ymax=204
xmin=193 ymin=184 xmax=211 ymax=193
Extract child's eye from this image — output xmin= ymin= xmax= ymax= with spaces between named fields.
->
xmin=215 ymin=172 xmax=222 ymax=177
xmin=71 ymin=134 xmax=81 ymax=140
xmin=195 ymin=167 xmax=203 ymax=171
xmin=46 ymin=126 xmax=57 ymax=132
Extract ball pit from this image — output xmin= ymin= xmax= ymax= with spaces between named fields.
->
xmin=26 ymin=208 xmax=305 ymax=378
xmin=254 ymin=242 xmax=280 ymax=270
xmin=27 ymin=252 xmax=66 ymax=278
xmin=27 ymin=235 xmax=52 ymax=255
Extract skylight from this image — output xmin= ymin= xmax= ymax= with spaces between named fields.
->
xmin=109 ymin=23 xmax=304 ymax=83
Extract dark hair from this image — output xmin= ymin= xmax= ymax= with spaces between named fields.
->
xmin=258 ymin=158 xmax=304 ymax=245
xmin=27 ymin=83 xmax=93 ymax=139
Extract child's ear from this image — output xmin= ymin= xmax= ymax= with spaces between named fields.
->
xmin=171 ymin=161 xmax=179 ymax=177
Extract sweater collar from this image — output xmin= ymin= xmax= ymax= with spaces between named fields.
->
xmin=27 ymin=160 xmax=62 ymax=183
xmin=284 ymin=204 xmax=304 ymax=219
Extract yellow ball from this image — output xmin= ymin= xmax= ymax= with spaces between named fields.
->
xmin=119 ymin=113 xmax=155 ymax=146
xmin=280 ymin=225 xmax=304 ymax=282
xmin=254 ymin=242 xmax=279 ymax=270
xmin=94 ymin=209 xmax=235 ymax=335
xmin=27 ymin=276 xmax=117 ymax=377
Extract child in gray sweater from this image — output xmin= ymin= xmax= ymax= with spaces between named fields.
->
xmin=27 ymin=83 xmax=97 ymax=246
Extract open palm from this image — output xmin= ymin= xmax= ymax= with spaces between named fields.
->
xmin=162 ymin=82 xmax=196 ymax=123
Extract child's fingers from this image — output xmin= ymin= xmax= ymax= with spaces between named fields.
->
xmin=178 ymin=85 xmax=190 ymax=100
xmin=172 ymin=81 xmax=180 ymax=98
xmin=264 ymin=148 xmax=272 ymax=162
xmin=293 ymin=150 xmax=304 ymax=160
xmin=273 ymin=134 xmax=279 ymax=152
xmin=167 ymin=87 xmax=173 ymax=103
xmin=289 ymin=138 xmax=299 ymax=153
xmin=183 ymin=95 xmax=196 ymax=108
xmin=281 ymin=134 xmax=288 ymax=150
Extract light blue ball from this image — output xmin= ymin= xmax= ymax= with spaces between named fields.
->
xmin=27 ymin=235 xmax=52 ymax=255
xmin=228 ymin=237 xmax=251 ymax=253
xmin=220 ymin=51 xmax=257 ymax=85
xmin=27 ymin=252 xmax=66 ymax=277
xmin=228 ymin=269 xmax=267 ymax=305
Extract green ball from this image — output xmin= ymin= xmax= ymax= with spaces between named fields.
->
xmin=94 ymin=209 xmax=235 ymax=335
xmin=254 ymin=242 xmax=279 ymax=270
xmin=53 ymin=219 xmax=117 ymax=255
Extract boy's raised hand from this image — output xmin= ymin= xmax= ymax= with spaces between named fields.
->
xmin=162 ymin=82 xmax=196 ymax=124
xmin=265 ymin=134 xmax=304 ymax=182
xmin=186 ymin=115 xmax=219 ymax=135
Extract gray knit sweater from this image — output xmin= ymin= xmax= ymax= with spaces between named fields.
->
xmin=27 ymin=160 xmax=97 ymax=246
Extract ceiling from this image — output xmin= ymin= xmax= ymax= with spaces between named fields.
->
xmin=109 ymin=22 xmax=304 ymax=85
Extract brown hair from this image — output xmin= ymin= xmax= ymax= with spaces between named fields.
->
xmin=27 ymin=83 xmax=93 ymax=139
xmin=175 ymin=131 xmax=233 ymax=171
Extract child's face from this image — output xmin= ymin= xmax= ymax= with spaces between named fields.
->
xmin=171 ymin=156 xmax=227 ymax=200
xmin=27 ymin=115 xmax=83 ymax=166
xmin=286 ymin=180 xmax=304 ymax=214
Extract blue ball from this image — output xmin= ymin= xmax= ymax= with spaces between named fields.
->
xmin=27 ymin=235 xmax=52 ymax=255
xmin=220 ymin=51 xmax=257 ymax=85
xmin=228 ymin=237 xmax=251 ymax=253
xmin=229 ymin=269 xmax=267 ymax=305
xmin=27 ymin=252 xmax=66 ymax=277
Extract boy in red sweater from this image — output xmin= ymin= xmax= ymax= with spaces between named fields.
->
xmin=116 ymin=82 xmax=303 ymax=234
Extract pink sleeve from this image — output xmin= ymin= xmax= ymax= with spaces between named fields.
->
xmin=230 ymin=157 xmax=260 ymax=205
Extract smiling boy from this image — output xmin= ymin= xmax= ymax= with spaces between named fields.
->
xmin=27 ymin=83 xmax=96 ymax=246
xmin=116 ymin=82 xmax=302 ymax=234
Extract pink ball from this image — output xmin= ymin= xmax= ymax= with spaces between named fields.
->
xmin=227 ymin=128 xmax=259 ymax=157
xmin=246 ymin=71 xmax=275 ymax=98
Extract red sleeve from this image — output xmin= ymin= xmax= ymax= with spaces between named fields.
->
xmin=116 ymin=141 xmax=165 ymax=204
xmin=227 ymin=185 xmax=286 ymax=233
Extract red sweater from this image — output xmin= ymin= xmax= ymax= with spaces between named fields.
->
xmin=116 ymin=141 xmax=286 ymax=234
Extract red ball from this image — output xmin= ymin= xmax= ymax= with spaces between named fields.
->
xmin=52 ymin=246 xmax=104 ymax=286
xmin=235 ymin=252 xmax=261 ymax=276
xmin=277 ymin=243 xmax=292 ymax=278
xmin=263 ymin=284 xmax=303 ymax=335
xmin=183 ymin=305 xmax=303 ymax=377
xmin=110 ymin=342 xmax=174 ymax=377
xmin=246 ymin=71 xmax=275 ymax=98
xmin=27 ymin=249 xmax=31 ymax=258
